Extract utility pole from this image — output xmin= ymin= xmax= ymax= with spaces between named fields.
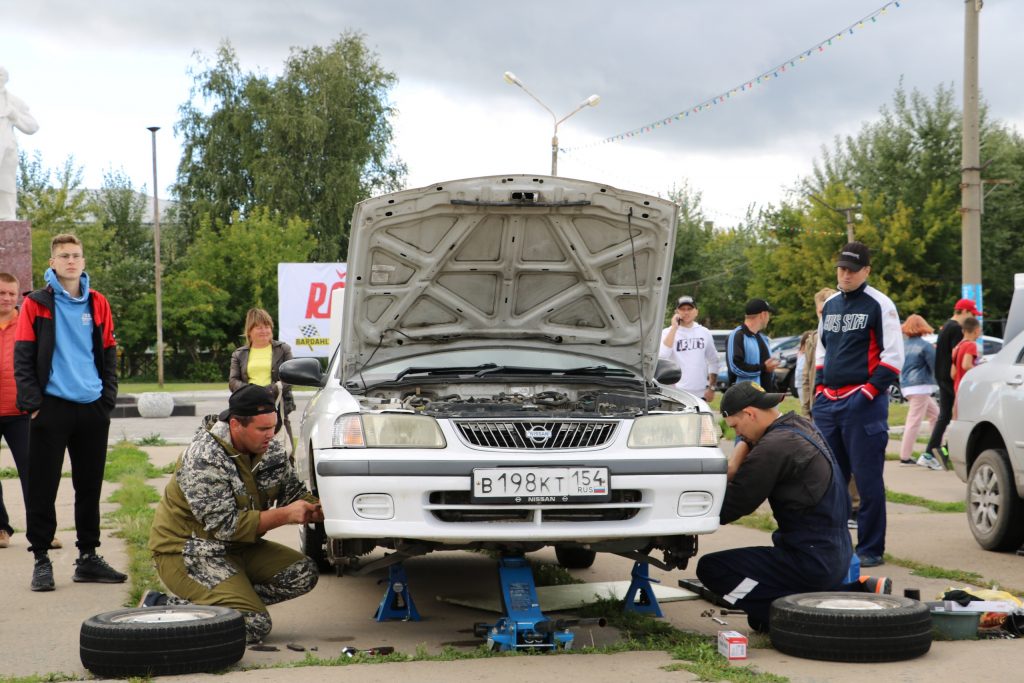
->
xmin=147 ymin=126 xmax=165 ymax=387
xmin=961 ymin=0 xmax=983 ymax=314
xmin=808 ymin=194 xmax=859 ymax=242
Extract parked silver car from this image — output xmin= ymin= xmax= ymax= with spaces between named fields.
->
xmin=946 ymin=280 xmax=1024 ymax=552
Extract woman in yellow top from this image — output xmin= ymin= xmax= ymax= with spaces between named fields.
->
xmin=228 ymin=308 xmax=295 ymax=439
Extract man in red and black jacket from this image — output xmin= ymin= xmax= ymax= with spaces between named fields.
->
xmin=15 ymin=233 xmax=126 ymax=591
xmin=812 ymin=242 xmax=904 ymax=569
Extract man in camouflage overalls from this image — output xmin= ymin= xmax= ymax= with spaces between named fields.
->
xmin=147 ymin=384 xmax=323 ymax=643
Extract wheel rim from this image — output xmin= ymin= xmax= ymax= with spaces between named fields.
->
xmin=969 ymin=463 xmax=1001 ymax=535
xmin=792 ymin=596 xmax=890 ymax=611
xmin=111 ymin=608 xmax=220 ymax=624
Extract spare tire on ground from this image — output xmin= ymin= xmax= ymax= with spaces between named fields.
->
xmin=81 ymin=605 xmax=246 ymax=677
xmin=770 ymin=592 xmax=931 ymax=663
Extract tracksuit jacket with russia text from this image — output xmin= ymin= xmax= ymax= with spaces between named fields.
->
xmin=813 ymin=282 xmax=904 ymax=399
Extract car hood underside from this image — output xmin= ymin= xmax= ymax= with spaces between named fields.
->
xmin=340 ymin=175 xmax=678 ymax=380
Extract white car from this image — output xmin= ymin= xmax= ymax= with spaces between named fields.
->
xmin=281 ymin=175 xmax=727 ymax=573
xmin=946 ymin=279 xmax=1024 ymax=552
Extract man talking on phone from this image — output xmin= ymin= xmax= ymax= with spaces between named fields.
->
xmin=146 ymin=384 xmax=323 ymax=643
xmin=659 ymin=295 xmax=719 ymax=402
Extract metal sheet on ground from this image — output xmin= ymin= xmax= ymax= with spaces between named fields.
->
xmin=437 ymin=580 xmax=699 ymax=613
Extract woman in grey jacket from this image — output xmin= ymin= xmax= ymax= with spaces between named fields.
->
xmin=897 ymin=314 xmax=939 ymax=466
xmin=229 ymin=308 xmax=295 ymax=438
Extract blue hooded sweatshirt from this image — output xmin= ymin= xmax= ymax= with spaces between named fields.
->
xmin=43 ymin=268 xmax=103 ymax=404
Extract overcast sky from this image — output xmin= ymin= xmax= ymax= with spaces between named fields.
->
xmin=4 ymin=0 xmax=1022 ymax=225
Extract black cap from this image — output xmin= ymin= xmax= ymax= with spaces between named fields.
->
xmin=836 ymin=241 xmax=870 ymax=271
xmin=220 ymin=384 xmax=278 ymax=422
xmin=744 ymin=298 xmax=775 ymax=315
xmin=720 ymin=381 xmax=785 ymax=417
xmin=676 ymin=295 xmax=696 ymax=308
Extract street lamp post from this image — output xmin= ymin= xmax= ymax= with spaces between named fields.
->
xmin=146 ymin=126 xmax=165 ymax=387
xmin=503 ymin=72 xmax=599 ymax=176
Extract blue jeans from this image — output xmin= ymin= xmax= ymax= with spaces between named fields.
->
xmin=812 ymin=392 xmax=889 ymax=558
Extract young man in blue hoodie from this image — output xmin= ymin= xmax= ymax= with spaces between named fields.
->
xmin=15 ymin=233 xmax=125 ymax=591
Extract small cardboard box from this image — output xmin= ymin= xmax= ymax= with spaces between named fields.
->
xmin=717 ymin=630 xmax=748 ymax=660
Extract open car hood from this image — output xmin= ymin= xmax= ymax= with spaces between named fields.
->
xmin=340 ymin=175 xmax=678 ymax=381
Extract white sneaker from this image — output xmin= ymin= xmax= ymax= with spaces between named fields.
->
xmin=917 ymin=454 xmax=944 ymax=471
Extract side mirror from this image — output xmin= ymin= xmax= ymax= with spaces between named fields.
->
xmin=654 ymin=358 xmax=681 ymax=386
xmin=280 ymin=358 xmax=326 ymax=388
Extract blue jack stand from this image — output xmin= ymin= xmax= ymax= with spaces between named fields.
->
xmin=622 ymin=561 xmax=663 ymax=617
xmin=474 ymin=554 xmax=579 ymax=652
xmin=374 ymin=563 xmax=420 ymax=621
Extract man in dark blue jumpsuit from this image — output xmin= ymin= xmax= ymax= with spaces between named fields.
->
xmin=697 ymin=382 xmax=888 ymax=632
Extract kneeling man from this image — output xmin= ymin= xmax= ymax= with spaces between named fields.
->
xmin=697 ymin=382 xmax=886 ymax=631
xmin=147 ymin=384 xmax=323 ymax=643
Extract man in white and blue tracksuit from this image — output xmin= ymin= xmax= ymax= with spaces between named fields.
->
xmin=812 ymin=242 xmax=904 ymax=568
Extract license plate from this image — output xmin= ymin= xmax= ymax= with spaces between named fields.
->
xmin=471 ymin=467 xmax=610 ymax=504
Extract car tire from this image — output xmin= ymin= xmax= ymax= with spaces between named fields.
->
xmin=554 ymin=545 xmax=597 ymax=569
xmin=770 ymin=592 xmax=931 ymax=663
xmin=300 ymin=521 xmax=332 ymax=572
xmin=80 ymin=605 xmax=246 ymax=677
xmin=967 ymin=449 xmax=1024 ymax=551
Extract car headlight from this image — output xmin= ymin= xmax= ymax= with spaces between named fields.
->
xmin=627 ymin=413 xmax=720 ymax=448
xmin=332 ymin=413 xmax=446 ymax=448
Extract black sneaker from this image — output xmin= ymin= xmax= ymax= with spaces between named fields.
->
xmin=31 ymin=557 xmax=55 ymax=592
xmin=73 ymin=554 xmax=127 ymax=583
xmin=138 ymin=589 xmax=168 ymax=607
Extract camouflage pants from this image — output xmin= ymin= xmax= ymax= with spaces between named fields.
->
xmin=154 ymin=539 xmax=319 ymax=643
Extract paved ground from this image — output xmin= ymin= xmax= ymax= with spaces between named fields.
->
xmin=0 ymin=399 xmax=1021 ymax=681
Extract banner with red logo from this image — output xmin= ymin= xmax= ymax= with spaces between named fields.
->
xmin=277 ymin=262 xmax=347 ymax=358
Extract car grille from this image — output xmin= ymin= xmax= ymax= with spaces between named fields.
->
xmin=453 ymin=420 xmax=617 ymax=449
xmin=427 ymin=489 xmax=643 ymax=523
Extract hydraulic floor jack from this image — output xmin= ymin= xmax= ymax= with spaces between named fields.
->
xmin=473 ymin=554 xmax=608 ymax=652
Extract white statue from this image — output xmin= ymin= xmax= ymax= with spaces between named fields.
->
xmin=0 ymin=66 xmax=39 ymax=221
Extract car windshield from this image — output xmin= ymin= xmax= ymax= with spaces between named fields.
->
xmin=347 ymin=348 xmax=639 ymax=386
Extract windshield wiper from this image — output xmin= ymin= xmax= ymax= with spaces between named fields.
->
xmin=394 ymin=363 xmax=497 ymax=381
xmin=473 ymin=365 xmax=636 ymax=378
xmin=562 ymin=365 xmax=635 ymax=377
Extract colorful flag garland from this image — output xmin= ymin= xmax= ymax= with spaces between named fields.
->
xmin=562 ymin=1 xmax=902 ymax=153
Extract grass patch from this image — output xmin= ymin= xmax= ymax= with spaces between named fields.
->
xmin=734 ymin=510 xmax=777 ymax=533
xmin=119 ymin=381 xmax=226 ymax=393
xmin=0 ymin=467 xmax=18 ymax=479
xmin=533 ymin=562 xmax=584 ymax=587
xmin=103 ymin=441 xmax=164 ymax=606
xmin=105 ymin=441 xmax=165 ymax=481
xmin=136 ymin=433 xmax=168 ymax=446
xmin=883 ymin=555 xmax=986 ymax=586
xmin=885 ymin=489 xmax=965 ymax=513
xmin=0 ymin=675 xmax=80 ymax=683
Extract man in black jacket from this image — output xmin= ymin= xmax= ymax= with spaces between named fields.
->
xmin=696 ymin=382 xmax=888 ymax=631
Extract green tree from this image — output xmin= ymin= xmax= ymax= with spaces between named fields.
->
xmin=174 ymin=34 xmax=406 ymax=261
xmin=88 ymin=170 xmax=155 ymax=375
xmin=17 ymin=152 xmax=92 ymax=279
xmin=182 ymin=207 xmax=315 ymax=336
xmin=801 ymin=83 xmax=1024 ymax=326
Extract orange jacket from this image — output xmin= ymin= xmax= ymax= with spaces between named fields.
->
xmin=0 ymin=309 xmax=25 ymax=416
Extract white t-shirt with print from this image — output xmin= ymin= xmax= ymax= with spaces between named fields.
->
xmin=658 ymin=323 xmax=720 ymax=394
